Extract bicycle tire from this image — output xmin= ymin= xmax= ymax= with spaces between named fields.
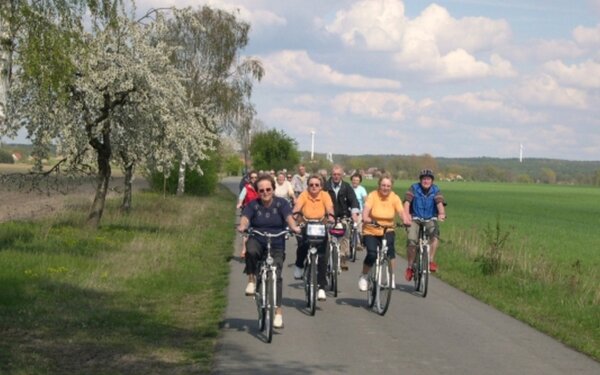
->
xmin=265 ymin=271 xmax=274 ymax=342
xmin=349 ymin=229 xmax=357 ymax=262
xmin=309 ymin=253 xmax=317 ymax=316
xmin=376 ymin=258 xmax=392 ymax=315
xmin=420 ymin=245 xmax=429 ymax=298
xmin=367 ymin=264 xmax=377 ymax=308
xmin=303 ymin=259 xmax=310 ymax=308
xmin=414 ymin=245 xmax=422 ymax=292
xmin=331 ymin=243 xmax=339 ymax=297
xmin=256 ymin=275 xmax=265 ymax=331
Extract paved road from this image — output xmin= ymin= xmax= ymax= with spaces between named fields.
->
xmin=213 ymin=177 xmax=599 ymax=374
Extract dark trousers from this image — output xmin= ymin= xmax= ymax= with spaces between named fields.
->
xmin=363 ymin=232 xmax=396 ymax=267
xmin=245 ymin=237 xmax=285 ymax=306
xmin=295 ymin=237 xmax=328 ymax=288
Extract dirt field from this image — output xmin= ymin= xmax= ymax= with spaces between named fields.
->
xmin=0 ymin=164 xmax=148 ymax=223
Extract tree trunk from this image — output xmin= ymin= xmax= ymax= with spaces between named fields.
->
xmin=120 ymin=162 xmax=134 ymax=213
xmin=176 ymin=160 xmax=185 ymax=196
xmin=87 ymin=132 xmax=112 ymax=228
xmin=0 ymin=14 xmax=11 ymax=125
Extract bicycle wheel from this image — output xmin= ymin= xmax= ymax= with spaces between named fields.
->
xmin=309 ymin=253 xmax=317 ymax=316
xmin=419 ymin=245 xmax=429 ymax=298
xmin=265 ymin=271 xmax=274 ymax=342
xmin=367 ymin=264 xmax=377 ymax=308
xmin=331 ymin=243 xmax=339 ymax=297
xmin=303 ymin=259 xmax=310 ymax=308
xmin=376 ymin=258 xmax=392 ymax=315
xmin=256 ymin=276 xmax=265 ymax=331
xmin=413 ymin=246 xmax=422 ymax=292
xmin=349 ymin=229 xmax=357 ymax=262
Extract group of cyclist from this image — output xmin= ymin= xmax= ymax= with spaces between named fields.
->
xmin=237 ymin=165 xmax=446 ymax=329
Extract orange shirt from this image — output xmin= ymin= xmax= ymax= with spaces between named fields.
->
xmin=363 ymin=190 xmax=404 ymax=236
xmin=295 ymin=190 xmax=333 ymax=221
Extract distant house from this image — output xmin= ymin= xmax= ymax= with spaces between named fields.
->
xmin=11 ymin=152 xmax=22 ymax=162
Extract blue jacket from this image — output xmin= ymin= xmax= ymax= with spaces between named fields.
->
xmin=408 ymin=183 xmax=441 ymax=219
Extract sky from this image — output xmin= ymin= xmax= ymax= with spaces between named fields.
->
xmin=5 ymin=0 xmax=600 ymax=161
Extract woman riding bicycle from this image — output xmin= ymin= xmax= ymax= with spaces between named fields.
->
xmin=237 ymin=174 xmax=301 ymax=329
xmin=292 ymin=174 xmax=335 ymax=301
xmin=358 ymin=174 xmax=411 ymax=291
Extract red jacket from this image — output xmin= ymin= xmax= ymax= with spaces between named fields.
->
xmin=243 ymin=183 xmax=259 ymax=206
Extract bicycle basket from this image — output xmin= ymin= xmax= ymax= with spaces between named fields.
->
xmin=305 ymin=222 xmax=326 ymax=240
xmin=328 ymin=223 xmax=345 ymax=237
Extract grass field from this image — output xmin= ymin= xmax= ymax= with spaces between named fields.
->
xmin=0 ymin=187 xmax=236 ymax=374
xmin=363 ymin=178 xmax=600 ymax=360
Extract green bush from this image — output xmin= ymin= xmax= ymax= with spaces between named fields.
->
xmin=0 ymin=149 xmax=14 ymax=164
xmin=148 ymin=152 xmax=221 ymax=196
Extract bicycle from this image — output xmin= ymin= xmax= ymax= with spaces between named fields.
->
xmin=244 ymin=228 xmax=290 ymax=343
xmin=348 ymin=220 xmax=360 ymax=263
xmin=301 ymin=219 xmax=327 ymax=316
xmin=365 ymin=222 xmax=396 ymax=316
xmin=327 ymin=220 xmax=346 ymax=298
xmin=411 ymin=218 xmax=436 ymax=298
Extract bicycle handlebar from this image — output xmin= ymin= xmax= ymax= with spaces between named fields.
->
xmin=244 ymin=228 xmax=291 ymax=239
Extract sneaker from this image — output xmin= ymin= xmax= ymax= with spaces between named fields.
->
xmin=245 ymin=282 xmax=255 ymax=296
xmin=391 ymin=274 xmax=396 ymax=289
xmin=430 ymin=261 xmax=438 ymax=273
xmin=274 ymin=313 xmax=283 ymax=328
xmin=404 ymin=267 xmax=414 ymax=282
xmin=358 ymin=274 xmax=368 ymax=291
xmin=293 ymin=266 xmax=303 ymax=280
xmin=318 ymin=289 xmax=327 ymax=301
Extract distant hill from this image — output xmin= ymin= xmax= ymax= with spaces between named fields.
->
xmin=298 ymin=151 xmax=600 ymax=185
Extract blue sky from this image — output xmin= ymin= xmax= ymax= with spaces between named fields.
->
xmin=6 ymin=0 xmax=600 ymax=161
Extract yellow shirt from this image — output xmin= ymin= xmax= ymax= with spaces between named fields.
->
xmin=363 ymin=190 xmax=404 ymax=236
xmin=295 ymin=190 xmax=333 ymax=221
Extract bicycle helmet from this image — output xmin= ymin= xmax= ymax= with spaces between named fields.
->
xmin=419 ymin=169 xmax=435 ymax=180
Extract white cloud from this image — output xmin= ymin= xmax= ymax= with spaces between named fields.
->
xmin=261 ymin=50 xmax=402 ymax=89
xmin=544 ymin=59 xmax=600 ymax=89
xmin=514 ymin=74 xmax=588 ymax=109
xmin=326 ymin=1 xmax=514 ymax=81
xmin=442 ymin=91 xmax=547 ymax=123
xmin=505 ymin=39 xmax=583 ymax=63
xmin=573 ymin=24 xmax=600 ymax=47
xmin=265 ymin=108 xmax=323 ymax=134
xmin=331 ymin=91 xmax=426 ymax=121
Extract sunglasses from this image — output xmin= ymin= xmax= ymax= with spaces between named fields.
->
xmin=258 ymin=188 xmax=273 ymax=193
xmin=309 ymin=183 xmax=321 ymax=187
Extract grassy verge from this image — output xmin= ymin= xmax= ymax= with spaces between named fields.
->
xmin=362 ymin=179 xmax=599 ymax=360
xmin=0 ymin=186 xmax=236 ymax=374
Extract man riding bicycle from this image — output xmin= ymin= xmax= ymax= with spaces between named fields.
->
xmin=403 ymin=169 xmax=447 ymax=281
xmin=323 ymin=165 xmax=360 ymax=270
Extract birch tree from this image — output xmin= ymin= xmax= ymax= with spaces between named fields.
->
xmin=161 ymin=6 xmax=263 ymax=195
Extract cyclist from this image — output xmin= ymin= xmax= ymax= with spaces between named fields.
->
xmin=403 ymin=169 xmax=446 ymax=280
xmin=237 ymin=174 xmax=301 ymax=329
xmin=292 ymin=175 xmax=335 ymax=301
xmin=324 ymin=165 xmax=360 ymax=270
xmin=275 ymin=170 xmax=295 ymax=206
xmin=358 ymin=174 xmax=411 ymax=291
xmin=291 ymin=164 xmax=308 ymax=198
xmin=236 ymin=171 xmax=259 ymax=258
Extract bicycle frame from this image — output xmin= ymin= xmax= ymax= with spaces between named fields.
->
xmin=366 ymin=223 xmax=394 ymax=315
xmin=412 ymin=217 xmax=436 ymax=298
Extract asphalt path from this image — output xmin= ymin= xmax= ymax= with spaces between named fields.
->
xmin=213 ymin=177 xmax=599 ymax=374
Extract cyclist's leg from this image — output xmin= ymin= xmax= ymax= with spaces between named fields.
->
xmin=317 ymin=239 xmax=328 ymax=289
xmin=245 ymin=238 xmax=262 ymax=293
xmin=428 ymin=220 xmax=441 ymax=269
xmin=272 ymin=249 xmax=285 ymax=316
xmin=362 ymin=235 xmax=379 ymax=274
xmin=295 ymin=237 xmax=309 ymax=269
xmin=385 ymin=231 xmax=397 ymax=268
xmin=406 ymin=222 xmax=419 ymax=266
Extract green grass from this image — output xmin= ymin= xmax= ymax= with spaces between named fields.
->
xmin=362 ymin=179 xmax=599 ymax=359
xmin=0 ymin=187 xmax=236 ymax=374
